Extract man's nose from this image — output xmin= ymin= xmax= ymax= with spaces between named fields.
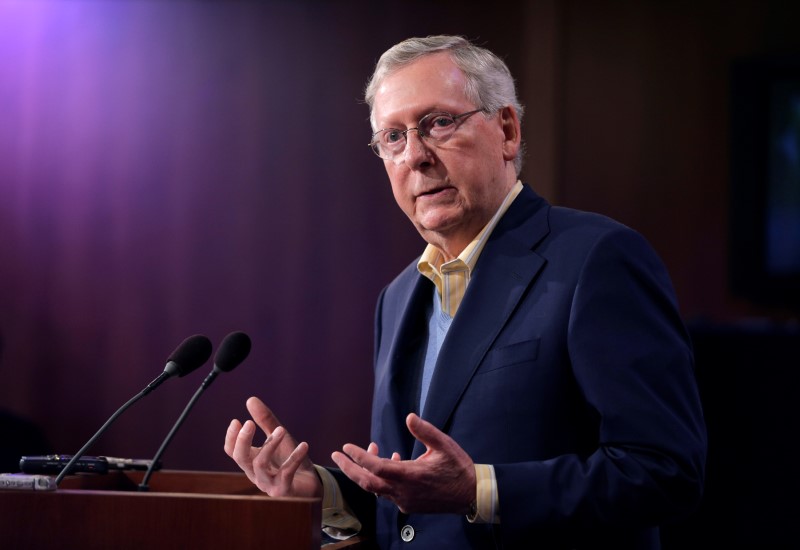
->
xmin=399 ymin=130 xmax=432 ymax=167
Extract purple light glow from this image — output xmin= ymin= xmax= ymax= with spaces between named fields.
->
xmin=0 ymin=0 xmax=404 ymax=471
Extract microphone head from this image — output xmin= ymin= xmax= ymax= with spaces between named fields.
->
xmin=213 ymin=331 xmax=252 ymax=372
xmin=167 ymin=334 xmax=213 ymax=377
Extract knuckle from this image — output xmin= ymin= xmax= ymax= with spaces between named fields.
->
xmin=252 ymin=451 xmax=270 ymax=470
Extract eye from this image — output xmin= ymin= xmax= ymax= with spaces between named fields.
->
xmin=431 ymin=115 xmax=455 ymax=128
xmin=422 ymin=114 xmax=456 ymax=138
xmin=383 ymin=129 xmax=404 ymax=144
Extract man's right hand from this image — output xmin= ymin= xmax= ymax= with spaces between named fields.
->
xmin=224 ymin=396 xmax=322 ymax=498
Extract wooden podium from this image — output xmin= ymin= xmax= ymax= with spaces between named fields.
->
xmin=0 ymin=470 xmax=361 ymax=549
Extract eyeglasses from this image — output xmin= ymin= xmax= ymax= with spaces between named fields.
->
xmin=368 ymin=109 xmax=485 ymax=161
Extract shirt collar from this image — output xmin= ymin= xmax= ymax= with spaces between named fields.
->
xmin=417 ymin=180 xmax=524 ymax=285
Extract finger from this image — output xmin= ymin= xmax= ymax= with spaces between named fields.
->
xmin=367 ymin=442 xmax=379 ymax=455
xmin=264 ymin=426 xmax=287 ymax=453
xmin=253 ymin=425 xmax=308 ymax=483
xmin=341 ymin=443 xmax=405 ymax=481
xmin=391 ymin=452 xmax=401 ymax=461
xmin=231 ymin=420 xmax=258 ymax=477
xmin=279 ymin=441 xmax=310 ymax=482
xmin=341 ymin=443 xmax=379 ymax=466
xmin=331 ymin=450 xmax=392 ymax=495
xmin=246 ymin=396 xmax=282 ymax=434
xmin=224 ymin=419 xmax=243 ymax=457
xmin=252 ymin=425 xmax=286 ymax=470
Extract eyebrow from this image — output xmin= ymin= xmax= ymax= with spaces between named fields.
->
xmin=378 ymin=107 xmax=460 ymax=130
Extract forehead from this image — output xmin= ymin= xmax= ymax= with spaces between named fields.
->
xmin=372 ymin=52 xmax=472 ymax=127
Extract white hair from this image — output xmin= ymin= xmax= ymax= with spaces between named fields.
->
xmin=364 ymin=35 xmax=525 ymax=174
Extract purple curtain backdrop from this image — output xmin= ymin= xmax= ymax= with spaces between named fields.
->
xmin=0 ymin=1 xmax=444 ymax=471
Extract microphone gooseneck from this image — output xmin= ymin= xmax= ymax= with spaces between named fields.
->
xmin=54 ymin=335 xmax=212 ymax=486
xmin=145 ymin=334 xmax=213 ymax=394
xmin=138 ymin=331 xmax=252 ymax=492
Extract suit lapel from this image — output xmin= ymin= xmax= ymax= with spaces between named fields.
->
xmin=413 ymin=186 xmax=550 ymax=456
xmin=375 ymin=273 xmax=432 ymax=459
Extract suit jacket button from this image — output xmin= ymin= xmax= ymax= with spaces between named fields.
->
xmin=400 ymin=524 xmax=415 ymax=542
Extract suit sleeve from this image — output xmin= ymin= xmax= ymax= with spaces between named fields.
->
xmin=494 ymin=226 xmax=707 ymax=541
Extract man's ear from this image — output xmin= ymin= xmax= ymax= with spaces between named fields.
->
xmin=499 ymin=106 xmax=522 ymax=161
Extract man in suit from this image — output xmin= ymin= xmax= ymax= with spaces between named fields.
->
xmin=224 ymin=35 xmax=706 ymax=548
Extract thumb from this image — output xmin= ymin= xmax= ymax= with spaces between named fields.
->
xmin=405 ymin=413 xmax=447 ymax=450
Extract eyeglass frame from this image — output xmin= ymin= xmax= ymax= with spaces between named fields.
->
xmin=368 ymin=108 xmax=486 ymax=160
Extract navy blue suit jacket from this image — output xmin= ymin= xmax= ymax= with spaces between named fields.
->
xmin=334 ymin=184 xmax=706 ymax=549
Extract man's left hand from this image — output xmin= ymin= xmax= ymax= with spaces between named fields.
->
xmin=331 ymin=413 xmax=476 ymax=514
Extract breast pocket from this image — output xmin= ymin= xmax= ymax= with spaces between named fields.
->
xmin=478 ymin=338 xmax=540 ymax=374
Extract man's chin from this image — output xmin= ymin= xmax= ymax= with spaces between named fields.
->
xmin=415 ymin=216 xmax=459 ymax=237
xmin=414 ymin=217 xmax=466 ymax=248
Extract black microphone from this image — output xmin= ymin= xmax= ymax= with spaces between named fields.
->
xmin=54 ymin=335 xmax=212 ymax=486
xmin=137 ymin=331 xmax=251 ymax=491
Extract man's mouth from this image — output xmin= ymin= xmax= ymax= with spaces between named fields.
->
xmin=418 ymin=186 xmax=452 ymax=198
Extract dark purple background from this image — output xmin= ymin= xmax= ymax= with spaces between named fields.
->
xmin=1 ymin=1 xmax=797 ymax=473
